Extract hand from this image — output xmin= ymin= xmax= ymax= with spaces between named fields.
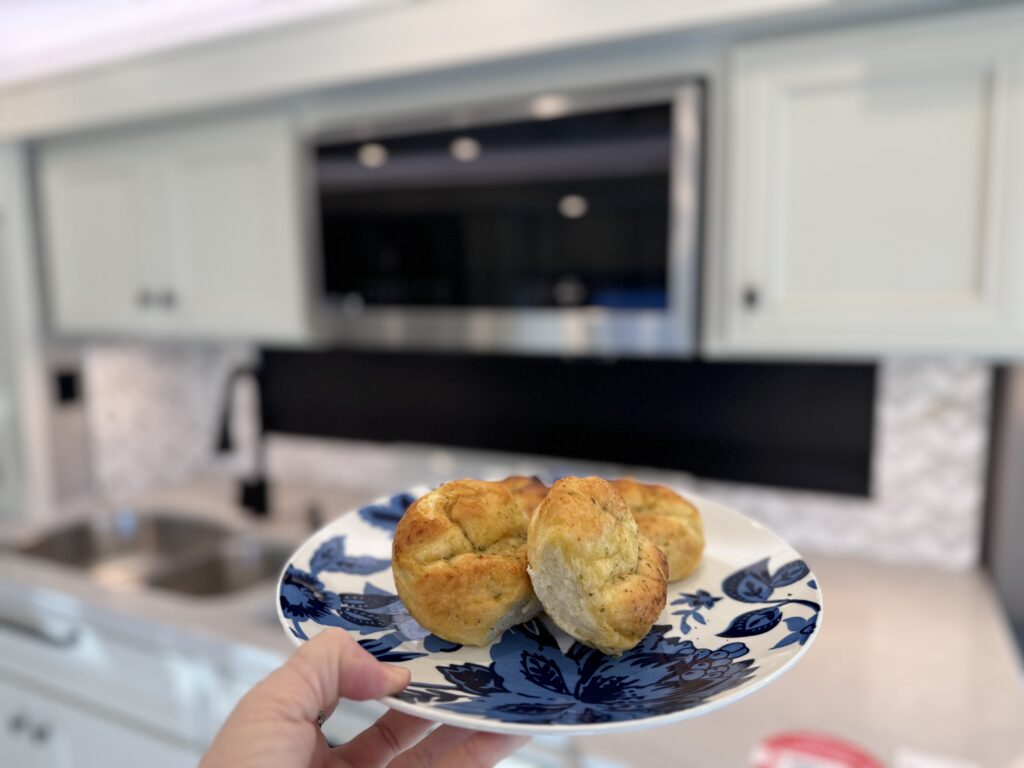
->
xmin=201 ymin=628 xmax=528 ymax=768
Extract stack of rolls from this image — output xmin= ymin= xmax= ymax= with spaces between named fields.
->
xmin=392 ymin=474 xmax=704 ymax=655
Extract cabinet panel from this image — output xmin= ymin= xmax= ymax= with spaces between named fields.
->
xmin=0 ymin=391 xmax=16 ymax=518
xmin=166 ymin=118 xmax=308 ymax=340
xmin=714 ymin=11 xmax=1024 ymax=357
xmin=0 ymin=675 xmax=199 ymax=768
xmin=782 ymin=71 xmax=988 ymax=301
xmin=0 ymin=602 xmax=204 ymax=742
xmin=0 ymin=676 xmax=44 ymax=766
xmin=39 ymin=145 xmax=157 ymax=334
xmin=38 ymin=113 xmax=310 ymax=341
xmin=0 ymin=232 xmax=17 ymax=517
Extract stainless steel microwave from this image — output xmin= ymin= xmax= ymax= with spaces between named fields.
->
xmin=311 ymin=81 xmax=704 ymax=356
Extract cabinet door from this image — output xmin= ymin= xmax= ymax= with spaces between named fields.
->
xmin=0 ymin=390 xmax=17 ymax=520
xmin=38 ymin=140 xmax=163 ymax=335
xmin=0 ymin=677 xmax=45 ymax=767
xmin=0 ymin=233 xmax=17 ymax=519
xmin=0 ymin=675 xmax=200 ymax=768
xmin=711 ymin=10 xmax=1024 ymax=357
xmin=164 ymin=115 xmax=310 ymax=341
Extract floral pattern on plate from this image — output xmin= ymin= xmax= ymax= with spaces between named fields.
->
xmin=276 ymin=487 xmax=823 ymax=735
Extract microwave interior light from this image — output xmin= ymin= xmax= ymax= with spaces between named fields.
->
xmin=356 ymin=142 xmax=388 ymax=169
xmin=558 ymin=194 xmax=589 ymax=219
xmin=449 ymin=136 xmax=482 ymax=162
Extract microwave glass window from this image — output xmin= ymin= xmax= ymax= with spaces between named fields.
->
xmin=317 ymin=104 xmax=671 ymax=308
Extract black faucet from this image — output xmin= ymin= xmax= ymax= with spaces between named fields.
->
xmin=215 ymin=365 xmax=269 ymax=516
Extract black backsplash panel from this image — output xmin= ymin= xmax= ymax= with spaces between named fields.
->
xmin=260 ymin=350 xmax=876 ymax=496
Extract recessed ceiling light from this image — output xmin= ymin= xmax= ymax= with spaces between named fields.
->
xmin=530 ymin=94 xmax=571 ymax=120
xmin=356 ymin=142 xmax=388 ymax=169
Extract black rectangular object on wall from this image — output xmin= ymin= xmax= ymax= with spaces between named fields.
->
xmin=260 ymin=350 xmax=875 ymax=496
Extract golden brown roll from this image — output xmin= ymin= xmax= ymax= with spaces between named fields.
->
xmin=497 ymin=475 xmax=549 ymax=518
xmin=392 ymin=479 xmax=542 ymax=646
xmin=527 ymin=476 xmax=668 ymax=655
xmin=611 ymin=478 xmax=704 ymax=582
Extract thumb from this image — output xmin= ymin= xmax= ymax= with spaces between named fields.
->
xmin=249 ymin=628 xmax=410 ymax=724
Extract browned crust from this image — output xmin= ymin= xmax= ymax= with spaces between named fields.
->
xmin=497 ymin=475 xmax=549 ymax=519
xmin=392 ymin=479 xmax=539 ymax=645
xmin=612 ymin=478 xmax=704 ymax=581
xmin=527 ymin=476 xmax=669 ymax=654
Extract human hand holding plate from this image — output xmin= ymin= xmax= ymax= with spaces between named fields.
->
xmin=201 ymin=627 xmax=527 ymax=768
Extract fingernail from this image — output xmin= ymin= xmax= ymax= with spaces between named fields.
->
xmin=385 ymin=665 xmax=410 ymax=688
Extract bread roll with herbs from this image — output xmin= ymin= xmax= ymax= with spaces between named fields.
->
xmin=612 ymin=478 xmax=704 ymax=581
xmin=527 ymin=476 xmax=668 ymax=655
xmin=497 ymin=475 xmax=549 ymax=518
xmin=392 ymin=479 xmax=541 ymax=646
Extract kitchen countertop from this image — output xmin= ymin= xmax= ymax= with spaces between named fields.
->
xmin=586 ymin=556 xmax=1024 ymax=767
xmin=0 ymin=478 xmax=368 ymax=667
xmin=1 ymin=478 xmax=1022 ymax=766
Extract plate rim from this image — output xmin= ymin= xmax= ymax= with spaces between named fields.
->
xmin=275 ymin=486 xmax=823 ymax=736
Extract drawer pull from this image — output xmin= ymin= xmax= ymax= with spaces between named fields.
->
xmin=0 ymin=613 xmax=79 ymax=648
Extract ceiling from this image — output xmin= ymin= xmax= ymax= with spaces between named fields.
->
xmin=0 ymin=0 xmax=380 ymax=86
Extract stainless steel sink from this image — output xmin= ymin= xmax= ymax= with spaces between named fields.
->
xmin=17 ymin=510 xmax=230 ymax=566
xmin=12 ymin=510 xmax=289 ymax=596
xmin=147 ymin=538 xmax=291 ymax=596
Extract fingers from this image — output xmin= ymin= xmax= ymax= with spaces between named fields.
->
xmin=250 ymin=628 xmax=411 ymax=724
xmin=330 ymin=709 xmax=434 ymax=768
xmin=384 ymin=725 xmax=529 ymax=768
xmin=436 ymin=732 xmax=530 ymax=768
xmin=386 ymin=723 xmax=475 ymax=768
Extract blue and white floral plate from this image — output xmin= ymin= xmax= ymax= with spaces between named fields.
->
xmin=276 ymin=486 xmax=822 ymax=736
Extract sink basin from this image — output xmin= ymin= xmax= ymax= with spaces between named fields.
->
xmin=147 ymin=538 xmax=291 ymax=597
xmin=16 ymin=511 xmax=230 ymax=568
xmin=11 ymin=510 xmax=288 ymax=596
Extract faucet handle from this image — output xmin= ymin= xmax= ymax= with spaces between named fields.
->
xmin=237 ymin=476 xmax=269 ymax=517
xmin=306 ymin=503 xmax=324 ymax=532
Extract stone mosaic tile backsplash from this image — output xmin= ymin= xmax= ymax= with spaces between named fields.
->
xmin=82 ymin=346 xmax=991 ymax=569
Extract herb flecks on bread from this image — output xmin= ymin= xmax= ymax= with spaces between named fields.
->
xmin=527 ymin=476 xmax=668 ymax=655
xmin=392 ymin=479 xmax=542 ymax=646
xmin=612 ymin=478 xmax=704 ymax=581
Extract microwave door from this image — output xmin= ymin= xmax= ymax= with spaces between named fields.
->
xmin=313 ymin=81 xmax=703 ymax=357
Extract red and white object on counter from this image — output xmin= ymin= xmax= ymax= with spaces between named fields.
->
xmin=752 ymin=732 xmax=884 ymax=768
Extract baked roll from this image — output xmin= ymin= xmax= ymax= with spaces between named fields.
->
xmin=612 ymin=478 xmax=704 ymax=582
xmin=392 ymin=479 xmax=542 ymax=646
xmin=497 ymin=475 xmax=549 ymax=518
xmin=527 ymin=476 xmax=668 ymax=655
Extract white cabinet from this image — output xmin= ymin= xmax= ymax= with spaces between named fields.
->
xmin=0 ymin=229 xmax=19 ymax=519
xmin=0 ymin=380 xmax=17 ymax=520
xmin=0 ymin=675 xmax=200 ymax=768
xmin=165 ymin=119 xmax=311 ymax=339
xmin=38 ymin=139 xmax=156 ymax=334
xmin=709 ymin=9 xmax=1024 ymax=357
xmin=38 ymin=113 xmax=311 ymax=342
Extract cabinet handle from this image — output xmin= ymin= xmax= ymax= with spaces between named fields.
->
xmin=742 ymin=285 xmax=760 ymax=310
xmin=136 ymin=289 xmax=155 ymax=309
xmin=7 ymin=712 xmax=27 ymax=733
xmin=156 ymin=289 xmax=178 ymax=310
xmin=30 ymin=723 xmax=50 ymax=744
